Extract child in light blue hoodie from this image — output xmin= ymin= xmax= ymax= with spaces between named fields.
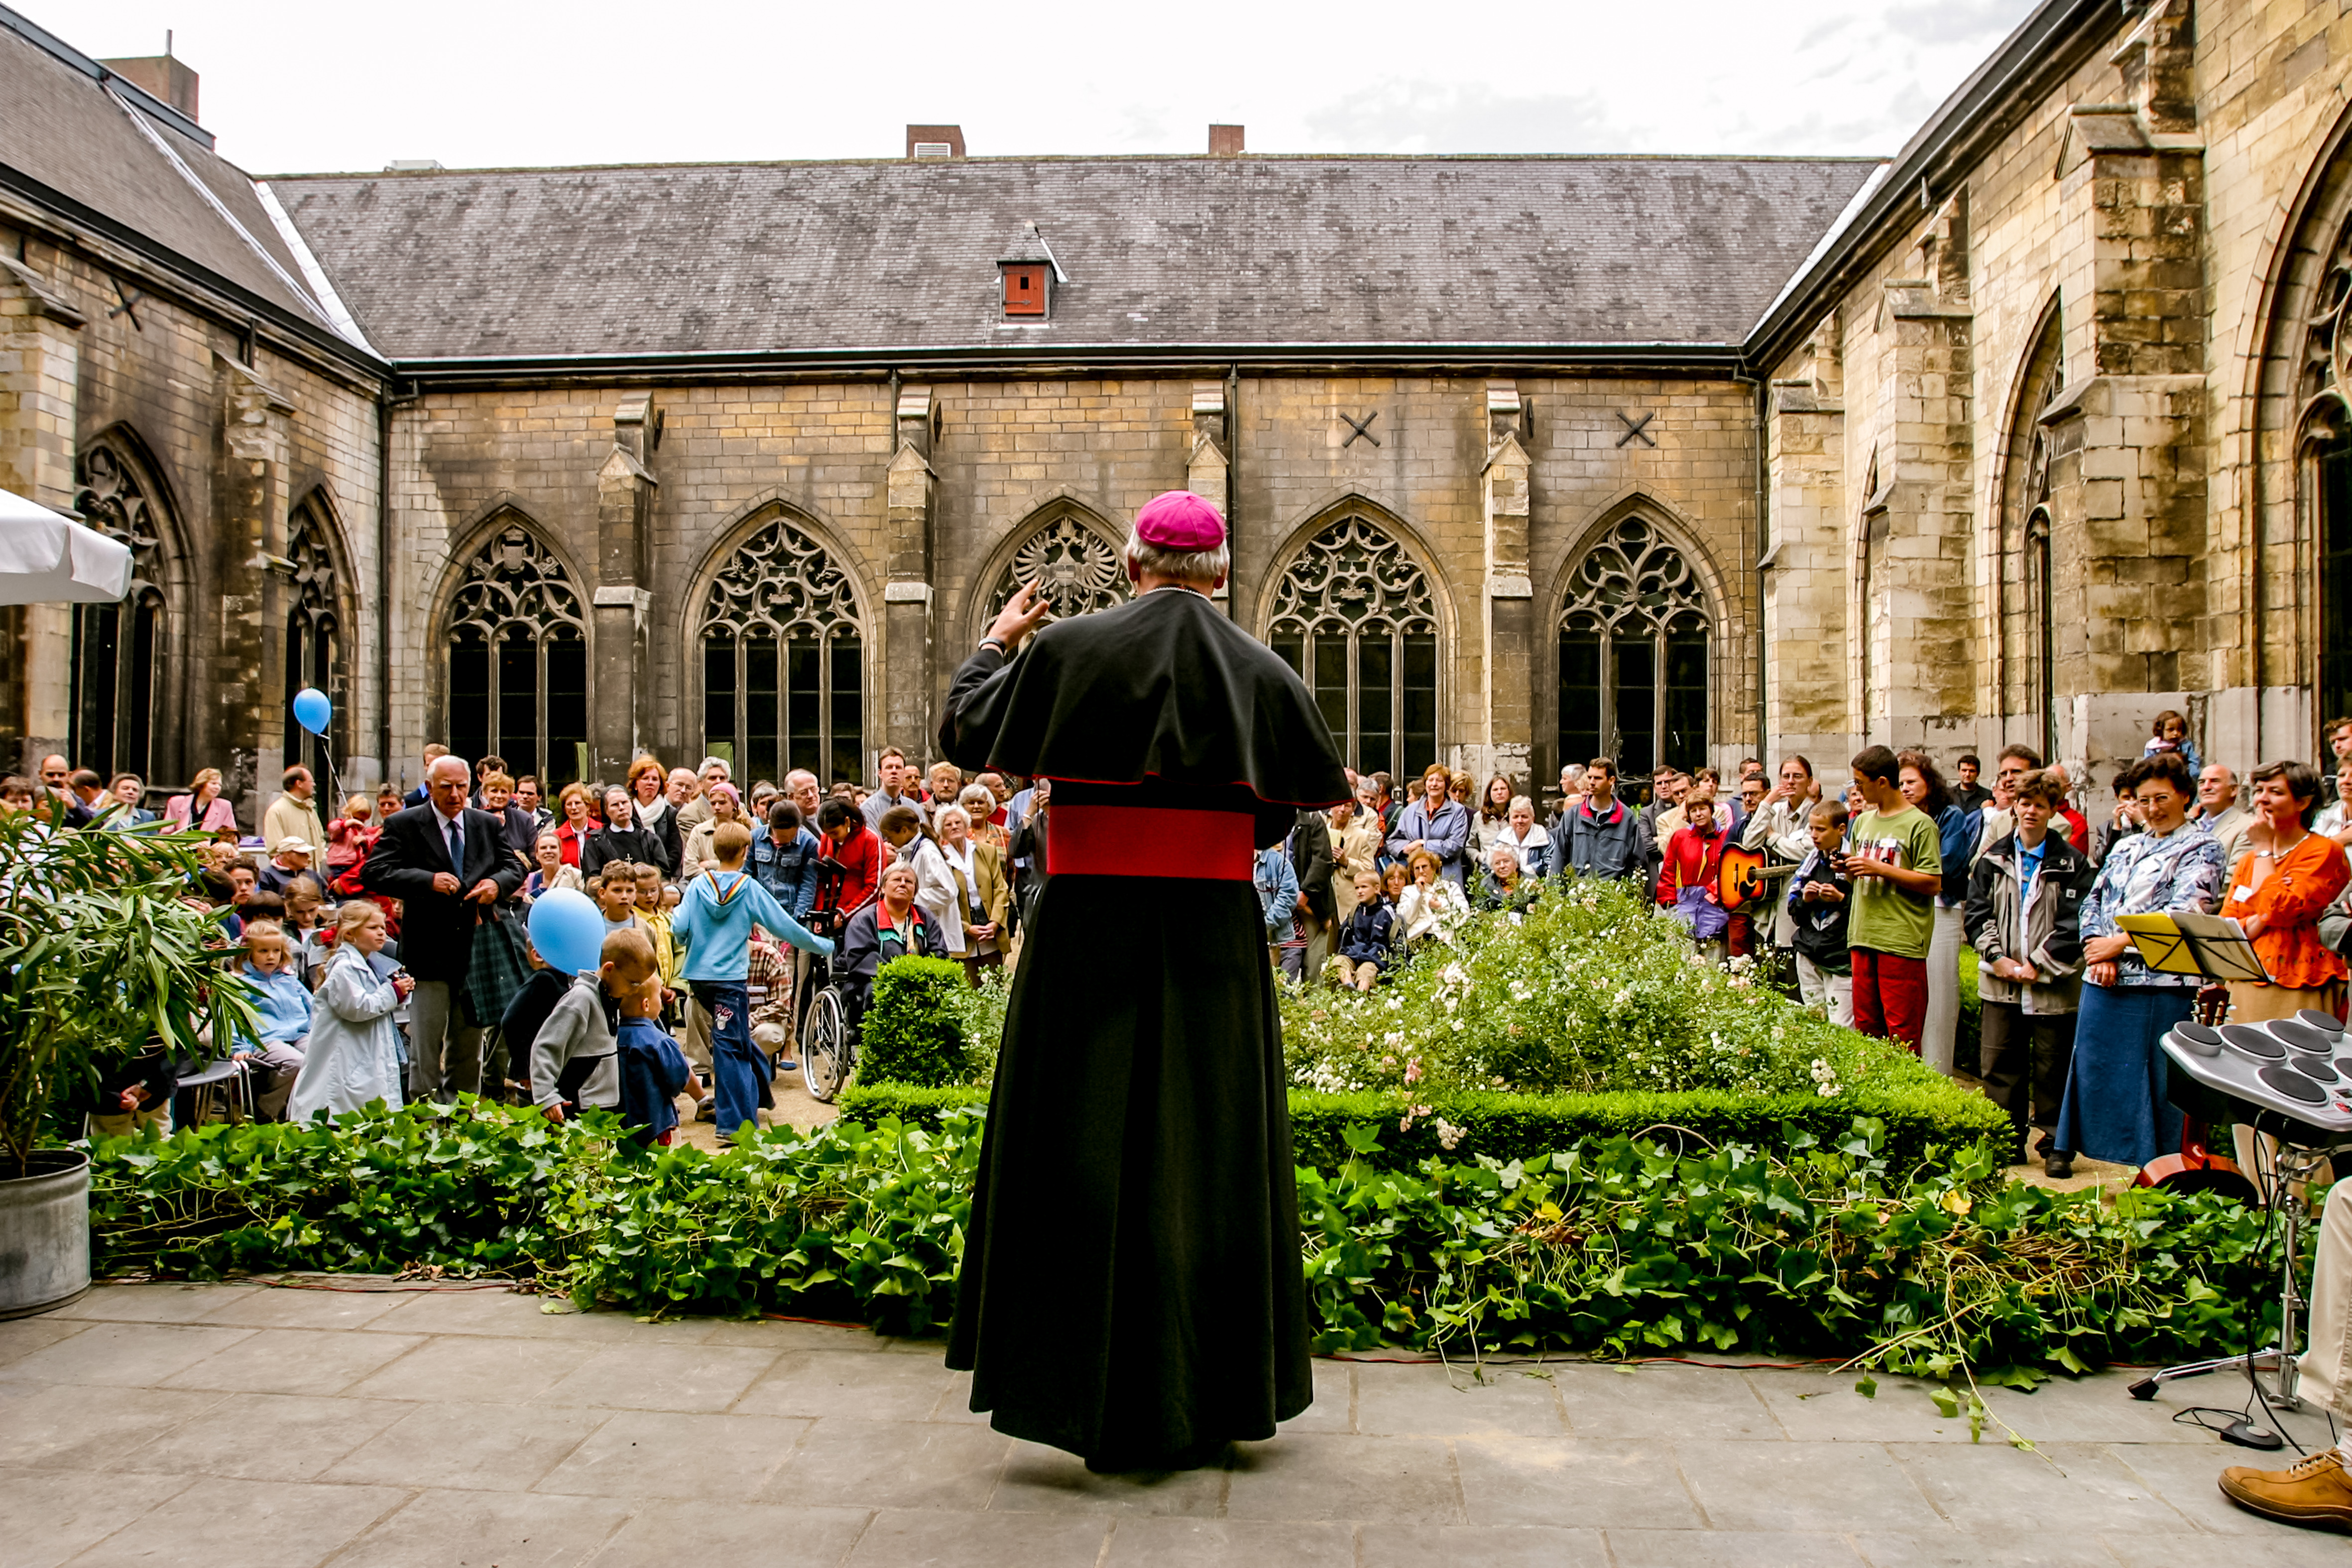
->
xmin=229 ymin=920 xmax=312 ymax=1118
xmin=673 ymin=821 xmax=833 ymax=1143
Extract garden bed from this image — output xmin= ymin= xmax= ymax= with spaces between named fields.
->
xmin=84 ymin=1101 xmax=2292 ymax=1399
xmin=841 ymin=877 xmax=2011 ymax=1166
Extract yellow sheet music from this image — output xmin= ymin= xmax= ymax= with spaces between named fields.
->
xmin=2116 ymin=913 xmax=2204 ymax=976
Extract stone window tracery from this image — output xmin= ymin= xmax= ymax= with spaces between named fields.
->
xmin=987 ymin=514 xmax=1128 ymax=623
xmin=2004 ymin=306 xmax=2066 ymax=761
xmin=285 ymin=496 xmax=343 ymax=782
xmin=1266 ymin=515 xmax=1438 ymax=779
xmin=71 ymin=440 xmax=169 ymax=783
xmin=445 ymin=521 xmax=589 ymax=789
xmin=697 ymin=513 xmax=864 ymax=785
xmin=2303 ymin=211 xmax=2352 ymax=730
xmin=1556 ymin=515 xmax=1709 ymax=775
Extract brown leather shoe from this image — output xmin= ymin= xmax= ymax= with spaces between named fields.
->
xmin=2219 ymin=1446 xmax=2352 ymax=1532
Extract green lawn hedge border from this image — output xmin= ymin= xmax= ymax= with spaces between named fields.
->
xmin=836 ymin=1076 xmax=2011 ymax=1172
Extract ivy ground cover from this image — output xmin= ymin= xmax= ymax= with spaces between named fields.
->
xmin=87 ymin=1102 xmax=2291 ymax=1402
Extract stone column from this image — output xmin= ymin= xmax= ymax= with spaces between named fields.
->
xmin=0 ymin=256 xmax=84 ymax=772
xmin=590 ymin=392 xmax=656 ymax=781
xmin=1480 ymin=380 xmax=1532 ymax=783
xmin=1762 ymin=312 xmax=1851 ymax=764
xmin=884 ymin=386 xmax=936 ymax=764
xmin=217 ymin=352 xmax=295 ymax=821
xmin=1187 ymin=381 xmax=1231 ymax=609
xmin=1872 ymin=269 xmax=1976 ymax=751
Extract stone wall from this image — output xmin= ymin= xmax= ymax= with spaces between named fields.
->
xmin=384 ymin=371 xmax=1760 ymax=793
xmin=0 ymin=201 xmax=384 ymax=810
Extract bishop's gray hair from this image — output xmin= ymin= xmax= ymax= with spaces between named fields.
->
xmin=1121 ymin=527 xmax=1230 ymax=587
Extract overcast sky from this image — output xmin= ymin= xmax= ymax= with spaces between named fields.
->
xmin=44 ymin=0 xmax=2038 ymax=174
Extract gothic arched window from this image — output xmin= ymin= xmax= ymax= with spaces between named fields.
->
xmin=1556 ymin=516 xmax=1709 ymax=775
xmin=2003 ymin=305 xmax=2066 ymax=761
xmin=285 ymin=495 xmax=343 ymax=783
xmin=2301 ymin=213 xmax=2352 ymax=734
xmin=445 ymin=522 xmax=589 ymax=789
xmin=1266 ymin=516 xmax=1438 ymax=779
xmin=698 ymin=514 xmax=864 ymax=785
xmin=986 ymin=511 xmax=1129 ymax=625
xmin=71 ymin=441 xmax=169 ymax=782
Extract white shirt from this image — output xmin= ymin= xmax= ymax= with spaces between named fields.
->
xmin=941 ymin=838 xmax=982 ymax=913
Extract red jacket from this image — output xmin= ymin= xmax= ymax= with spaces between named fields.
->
xmin=822 ymin=823 xmax=884 ymax=914
xmin=1657 ymin=823 xmax=1727 ymax=907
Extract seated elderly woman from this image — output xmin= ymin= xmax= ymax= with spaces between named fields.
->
xmin=1477 ymin=844 xmax=1537 ymax=913
xmin=837 ymin=860 xmax=941 ymax=1028
xmin=1492 ymin=794 xmax=1551 ymax=878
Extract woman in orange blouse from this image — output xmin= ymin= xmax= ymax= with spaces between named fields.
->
xmin=2227 ymin=758 xmax=2351 ymax=1020
xmin=2223 ymin=759 xmax=2347 ymax=1194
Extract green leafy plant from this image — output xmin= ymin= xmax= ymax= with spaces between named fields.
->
xmin=85 ymin=1104 xmax=2293 ymax=1408
xmin=1279 ymin=878 xmax=1927 ymax=1103
xmin=0 ymin=810 xmax=256 ymax=1176
xmin=856 ymin=956 xmax=984 ymax=1088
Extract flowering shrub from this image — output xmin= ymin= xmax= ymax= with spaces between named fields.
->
xmin=1280 ymin=878 xmax=1913 ymax=1104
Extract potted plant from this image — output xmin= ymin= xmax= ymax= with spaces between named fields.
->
xmin=0 ymin=804 xmax=254 ymax=1316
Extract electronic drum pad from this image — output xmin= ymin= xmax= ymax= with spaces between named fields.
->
xmin=2163 ymin=1015 xmax=2352 ymax=1132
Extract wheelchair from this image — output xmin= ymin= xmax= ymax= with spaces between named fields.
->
xmin=790 ymin=863 xmax=875 ymax=1105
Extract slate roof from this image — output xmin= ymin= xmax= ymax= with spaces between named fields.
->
xmin=0 ymin=11 xmax=339 ymax=335
xmin=268 ymin=155 xmax=1882 ymax=363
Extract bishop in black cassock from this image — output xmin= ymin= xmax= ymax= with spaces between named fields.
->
xmin=938 ymin=490 xmax=1348 ymax=1471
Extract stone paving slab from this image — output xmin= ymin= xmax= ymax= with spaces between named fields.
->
xmin=0 ymin=1280 xmax=2342 ymax=1566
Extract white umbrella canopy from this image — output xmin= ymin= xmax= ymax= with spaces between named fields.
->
xmin=0 ymin=488 xmax=131 ymax=604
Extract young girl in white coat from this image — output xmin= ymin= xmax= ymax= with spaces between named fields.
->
xmin=285 ymin=901 xmax=414 ymax=1123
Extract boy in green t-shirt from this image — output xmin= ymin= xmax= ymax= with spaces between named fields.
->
xmin=1839 ymin=745 xmax=1943 ymax=1053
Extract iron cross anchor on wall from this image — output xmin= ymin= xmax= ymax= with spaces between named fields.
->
xmin=108 ymin=277 xmax=146 ymax=331
xmin=1615 ymin=410 xmax=1655 ymax=447
xmin=1339 ymin=410 xmax=1381 ymax=448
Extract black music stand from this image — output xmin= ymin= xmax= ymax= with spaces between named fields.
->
xmin=2120 ymin=918 xmax=2349 ymax=1416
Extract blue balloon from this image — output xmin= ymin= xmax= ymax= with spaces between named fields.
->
xmin=527 ymin=888 xmax=605 ymax=976
xmin=531 ymin=888 xmax=611 ymax=973
xmin=292 ymin=687 xmax=333 ymax=736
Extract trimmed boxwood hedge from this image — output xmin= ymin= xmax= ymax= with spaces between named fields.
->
xmin=834 ymin=1076 xmax=2009 ymax=1172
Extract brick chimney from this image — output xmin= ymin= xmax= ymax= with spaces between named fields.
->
xmin=99 ymin=47 xmax=199 ymax=122
xmin=906 ymin=124 xmax=966 ymax=159
xmin=1208 ymin=124 xmax=1245 ymax=156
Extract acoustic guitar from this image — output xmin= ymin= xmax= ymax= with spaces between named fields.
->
xmin=1717 ymin=843 xmax=1797 ymax=913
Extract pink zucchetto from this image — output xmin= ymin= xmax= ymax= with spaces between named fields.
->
xmin=1133 ymin=490 xmax=1227 ymax=552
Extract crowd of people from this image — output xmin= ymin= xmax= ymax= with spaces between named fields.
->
xmin=10 ymin=741 xmax=1034 ymax=1145
xmin=1243 ymin=711 xmax=2352 ymax=1186
xmin=16 ymin=704 xmax=2352 ymax=1174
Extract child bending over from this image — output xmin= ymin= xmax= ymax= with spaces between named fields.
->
xmin=534 ymin=927 xmax=658 ymax=1122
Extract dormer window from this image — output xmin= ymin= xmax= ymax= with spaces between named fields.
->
xmin=1003 ymin=266 xmax=1047 ymax=316
xmin=997 ymin=222 xmax=1059 ymax=321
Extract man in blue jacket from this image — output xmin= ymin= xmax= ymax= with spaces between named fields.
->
xmin=1558 ymin=759 xmax=1652 ymax=884
xmin=749 ymin=801 xmax=824 ymax=922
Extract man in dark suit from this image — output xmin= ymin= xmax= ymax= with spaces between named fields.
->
xmin=364 ymin=754 xmax=525 ymax=1100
